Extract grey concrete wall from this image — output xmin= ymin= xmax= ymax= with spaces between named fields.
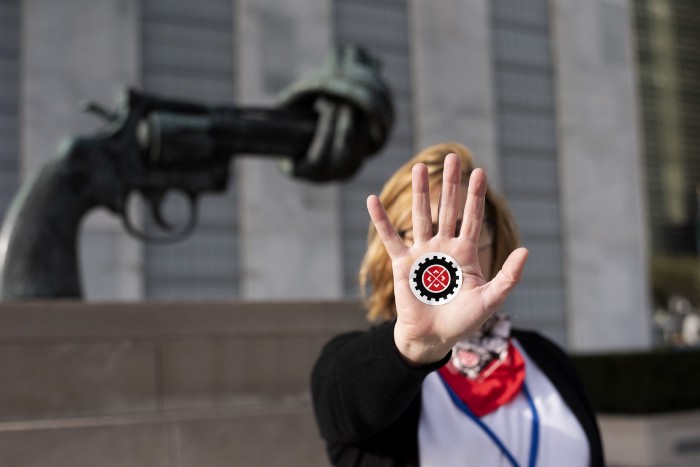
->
xmin=551 ymin=0 xmax=652 ymax=351
xmin=235 ymin=0 xmax=344 ymax=300
xmin=21 ymin=0 xmax=143 ymax=300
xmin=408 ymin=0 xmax=501 ymax=190
xmin=0 ymin=301 xmax=368 ymax=467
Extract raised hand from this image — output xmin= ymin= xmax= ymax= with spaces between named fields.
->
xmin=366 ymin=153 xmax=528 ymax=366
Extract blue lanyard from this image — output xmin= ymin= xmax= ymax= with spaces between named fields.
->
xmin=438 ymin=375 xmax=540 ymax=467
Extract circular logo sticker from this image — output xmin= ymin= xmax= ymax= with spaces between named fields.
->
xmin=409 ymin=253 xmax=462 ymax=305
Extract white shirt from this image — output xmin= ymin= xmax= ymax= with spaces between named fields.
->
xmin=419 ymin=339 xmax=589 ymax=466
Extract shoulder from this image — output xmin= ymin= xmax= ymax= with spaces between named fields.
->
xmin=511 ymin=328 xmax=590 ymax=408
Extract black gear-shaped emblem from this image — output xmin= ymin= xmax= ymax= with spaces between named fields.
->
xmin=409 ymin=253 xmax=462 ymax=305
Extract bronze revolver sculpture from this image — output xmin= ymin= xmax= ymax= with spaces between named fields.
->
xmin=0 ymin=46 xmax=394 ymax=300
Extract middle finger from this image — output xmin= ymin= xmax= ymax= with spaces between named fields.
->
xmin=437 ymin=153 xmax=462 ymax=239
xmin=411 ymin=163 xmax=432 ymax=244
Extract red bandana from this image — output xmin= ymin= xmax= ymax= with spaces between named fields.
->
xmin=438 ymin=341 xmax=526 ymax=417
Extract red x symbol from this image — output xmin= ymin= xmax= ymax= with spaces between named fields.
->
xmin=422 ymin=265 xmax=449 ymax=292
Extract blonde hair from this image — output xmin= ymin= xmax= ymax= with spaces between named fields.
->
xmin=358 ymin=142 xmax=520 ymax=323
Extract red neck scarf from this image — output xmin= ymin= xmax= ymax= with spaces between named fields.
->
xmin=438 ymin=341 xmax=526 ymax=417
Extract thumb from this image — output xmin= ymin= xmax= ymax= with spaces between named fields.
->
xmin=481 ymin=247 xmax=528 ymax=312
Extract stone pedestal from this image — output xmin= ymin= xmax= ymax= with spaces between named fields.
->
xmin=1 ymin=300 xmax=694 ymax=466
xmin=0 ymin=301 xmax=367 ymax=467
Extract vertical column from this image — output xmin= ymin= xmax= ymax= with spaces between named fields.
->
xmin=409 ymin=0 xmax=500 ymax=189
xmin=552 ymin=0 xmax=652 ymax=350
xmin=22 ymin=0 xmax=142 ymax=300
xmin=235 ymin=0 xmax=341 ymax=299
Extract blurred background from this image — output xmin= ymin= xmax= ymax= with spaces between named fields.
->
xmin=4 ymin=0 xmax=700 ymax=351
xmin=0 ymin=0 xmax=699 ymax=465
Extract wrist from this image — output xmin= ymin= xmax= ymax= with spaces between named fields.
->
xmin=393 ymin=324 xmax=452 ymax=367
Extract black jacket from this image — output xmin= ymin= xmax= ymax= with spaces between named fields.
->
xmin=311 ymin=321 xmax=604 ymax=466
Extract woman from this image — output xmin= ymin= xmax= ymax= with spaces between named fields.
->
xmin=311 ymin=143 xmax=604 ymax=466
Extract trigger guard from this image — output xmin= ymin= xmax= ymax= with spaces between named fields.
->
xmin=123 ymin=192 xmax=198 ymax=244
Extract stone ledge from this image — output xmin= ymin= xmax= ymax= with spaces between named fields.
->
xmin=0 ymin=397 xmax=313 ymax=432
xmin=0 ymin=302 xmax=368 ymax=422
xmin=0 ymin=300 xmax=368 ymax=342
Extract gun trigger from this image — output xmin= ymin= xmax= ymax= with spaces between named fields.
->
xmin=151 ymin=193 xmax=176 ymax=232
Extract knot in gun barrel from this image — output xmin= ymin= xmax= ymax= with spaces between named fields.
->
xmin=275 ymin=45 xmax=395 ymax=182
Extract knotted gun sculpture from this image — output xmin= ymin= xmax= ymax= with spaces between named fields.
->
xmin=0 ymin=46 xmax=394 ymax=300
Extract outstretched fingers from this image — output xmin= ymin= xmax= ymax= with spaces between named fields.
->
xmin=459 ymin=168 xmax=487 ymax=262
xmin=481 ymin=247 xmax=529 ymax=312
xmin=438 ymin=154 xmax=462 ymax=239
xmin=411 ymin=164 xmax=432 ymax=244
xmin=367 ymin=195 xmax=408 ymax=259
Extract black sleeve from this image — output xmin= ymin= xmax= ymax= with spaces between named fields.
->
xmin=311 ymin=320 xmax=450 ymax=444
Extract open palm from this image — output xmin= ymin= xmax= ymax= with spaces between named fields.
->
xmin=367 ymin=154 xmax=528 ymax=366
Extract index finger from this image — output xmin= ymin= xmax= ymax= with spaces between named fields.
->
xmin=459 ymin=169 xmax=487 ymax=254
xmin=367 ymin=195 xmax=408 ymax=260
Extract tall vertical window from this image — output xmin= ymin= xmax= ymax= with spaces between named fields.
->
xmin=634 ymin=0 xmax=700 ymax=344
xmin=0 ymin=0 xmax=19 ymax=223
xmin=491 ymin=0 xmax=567 ymax=345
